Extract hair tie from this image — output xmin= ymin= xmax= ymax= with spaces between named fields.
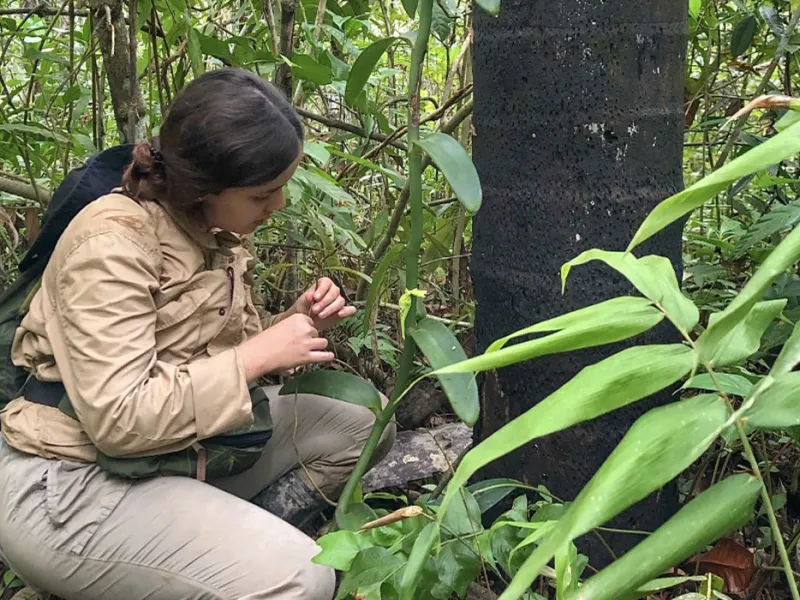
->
xmin=149 ymin=146 xmax=166 ymax=171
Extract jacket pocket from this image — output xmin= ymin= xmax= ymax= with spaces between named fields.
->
xmin=155 ymin=287 xmax=212 ymax=332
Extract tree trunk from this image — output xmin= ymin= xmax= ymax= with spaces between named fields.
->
xmin=88 ymin=0 xmax=145 ymax=143
xmin=471 ymin=0 xmax=688 ymax=565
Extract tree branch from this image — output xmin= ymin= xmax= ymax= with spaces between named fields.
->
xmin=0 ymin=175 xmax=52 ymax=203
xmin=296 ymin=107 xmax=407 ymax=149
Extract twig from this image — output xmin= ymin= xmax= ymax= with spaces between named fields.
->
xmin=296 ymin=107 xmax=407 ymax=149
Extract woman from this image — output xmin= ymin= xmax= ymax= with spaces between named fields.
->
xmin=0 ymin=68 xmax=395 ymax=600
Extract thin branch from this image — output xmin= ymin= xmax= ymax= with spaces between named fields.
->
xmin=296 ymin=107 xmax=407 ymax=149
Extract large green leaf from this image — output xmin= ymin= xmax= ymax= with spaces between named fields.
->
xmin=696 ymin=225 xmax=800 ymax=365
xmin=771 ymin=320 xmax=800 ymax=376
xmin=409 ymin=318 xmax=479 ymax=425
xmin=731 ymin=14 xmax=758 ymax=58
xmin=436 ymin=540 xmax=482 ymax=598
xmin=705 ymin=299 xmax=786 ymax=367
xmin=279 ymin=370 xmax=382 ymax=412
xmin=335 ymin=547 xmax=406 ymax=600
xmin=186 ymin=29 xmax=204 ymax=76
xmin=345 ymin=37 xmax=401 ymax=106
xmin=743 ymin=372 xmax=800 ymax=430
xmin=291 ymin=52 xmax=333 ymax=85
xmin=499 ymin=394 xmax=729 ymax=600
xmin=439 ymin=344 xmax=695 ymax=519
xmin=628 ymin=121 xmax=800 ymax=252
xmin=561 ymin=250 xmax=699 ymax=333
xmin=313 ymin=531 xmax=375 ymax=571
xmin=434 ymin=297 xmax=663 ymax=375
xmin=570 ymin=474 xmax=760 ymax=600
xmin=682 ymin=373 xmax=754 ymax=397
xmin=475 ymin=0 xmax=500 ymax=16
xmin=401 ymin=0 xmax=419 ymax=17
xmin=413 ymin=133 xmax=482 ymax=213
xmin=400 ymin=522 xmax=439 ymax=600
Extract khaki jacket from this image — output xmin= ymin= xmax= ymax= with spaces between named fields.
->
xmin=1 ymin=192 xmax=277 ymax=463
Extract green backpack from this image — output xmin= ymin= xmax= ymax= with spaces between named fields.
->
xmin=1 ymin=145 xmax=272 ymax=481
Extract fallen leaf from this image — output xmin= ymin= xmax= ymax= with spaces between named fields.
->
xmin=686 ymin=537 xmax=756 ymax=595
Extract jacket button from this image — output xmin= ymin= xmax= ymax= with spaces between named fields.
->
xmin=219 ymin=308 xmax=226 ymax=316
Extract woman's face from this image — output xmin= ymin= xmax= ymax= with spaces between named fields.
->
xmin=202 ymin=149 xmax=303 ymax=235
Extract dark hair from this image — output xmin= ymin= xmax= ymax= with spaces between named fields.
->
xmin=123 ymin=68 xmax=303 ymax=210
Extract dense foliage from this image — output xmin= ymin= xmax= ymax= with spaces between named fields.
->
xmin=4 ymin=0 xmax=800 ymax=599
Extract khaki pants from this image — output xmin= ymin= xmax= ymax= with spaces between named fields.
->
xmin=0 ymin=386 xmax=396 ymax=600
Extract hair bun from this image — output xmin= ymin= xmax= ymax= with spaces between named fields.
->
xmin=123 ymin=141 xmax=168 ymax=200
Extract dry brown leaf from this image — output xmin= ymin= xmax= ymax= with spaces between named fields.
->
xmin=687 ymin=537 xmax=756 ymax=596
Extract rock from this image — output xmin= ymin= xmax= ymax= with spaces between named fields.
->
xmin=362 ymin=422 xmax=472 ymax=492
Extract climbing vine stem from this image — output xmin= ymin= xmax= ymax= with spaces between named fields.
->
xmin=334 ymin=0 xmax=435 ymax=524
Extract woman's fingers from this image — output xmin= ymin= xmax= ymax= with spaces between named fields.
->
xmin=318 ymin=296 xmax=345 ymax=319
xmin=309 ymin=350 xmax=335 ymax=363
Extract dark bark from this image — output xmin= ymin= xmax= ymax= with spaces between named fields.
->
xmin=88 ymin=0 xmax=145 ymax=143
xmin=471 ymin=0 xmax=688 ymax=565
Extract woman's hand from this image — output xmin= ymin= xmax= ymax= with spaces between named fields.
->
xmin=292 ymin=277 xmax=356 ymax=331
xmin=238 ymin=313 xmax=334 ymax=381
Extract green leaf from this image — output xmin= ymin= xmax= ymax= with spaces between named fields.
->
xmin=313 ymin=530 xmax=375 ymax=571
xmin=197 ymin=31 xmax=234 ymax=64
xmin=279 ymin=370 xmax=382 ymax=412
xmin=771 ymin=320 xmax=800 ymax=376
xmin=628 ymin=121 xmax=800 ymax=252
xmin=555 ymin=542 xmax=581 ymax=600
xmin=291 ymin=52 xmax=333 ymax=85
xmin=562 ymin=251 xmax=699 ymax=333
xmin=705 ymin=299 xmax=786 ymax=367
xmin=432 ymin=0 xmax=456 ymax=41
xmin=731 ymin=15 xmax=757 ymax=58
xmin=696 ymin=225 xmax=800 ymax=365
xmin=187 ymin=28 xmax=204 ymax=76
xmin=475 ymin=0 xmax=500 ymax=17
xmin=441 ymin=487 xmax=483 ymax=537
xmin=0 ymin=122 xmax=68 ymax=143
xmin=689 ymin=0 xmax=702 ymax=19
xmin=500 ymin=394 xmax=728 ymax=600
xmin=743 ymin=372 xmax=800 ymax=430
xmin=401 ymin=0 xmax=419 ymax=17
xmin=468 ymin=478 xmax=528 ymax=514
xmin=439 ymin=344 xmax=695 ymax=522
xmin=413 ymin=133 xmax=482 ymax=213
xmin=436 ymin=540 xmax=482 ymax=598
xmin=682 ymin=373 xmax=754 ymax=397
xmin=776 ymin=110 xmax=800 ymax=132
xmin=568 ymin=474 xmax=760 ymax=600
xmin=336 ymin=547 xmax=406 ymax=600
xmin=734 ymin=202 xmax=800 ymax=257
xmin=437 ymin=297 xmax=663 ymax=375
xmin=364 ymin=245 xmax=404 ymax=331
xmin=488 ymin=296 xmax=660 ymax=353
xmin=346 ymin=37 xmax=400 ymax=106
xmin=409 ymin=318 xmax=479 ymax=426
xmin=400 ymin=522 xmax=439 ymax=600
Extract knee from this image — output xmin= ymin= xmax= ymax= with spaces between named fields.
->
xmin=291 ymin=560 xmax=335 ymax=600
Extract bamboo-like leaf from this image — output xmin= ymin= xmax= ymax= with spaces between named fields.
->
xmin=438 ymin=344 xmax=695 ymax=520
xmin=363 ymin=245 xmax=404 ymax=331
xmin=345 ymin=37 xmax=400 ymax=106
xmin=475 ymin=0 xmax=500 ymax=16
xmin=627 ymin=121 xmax=800 ymax=252
xmin=279 ymin=370 xmax=382 ymax=412
xmin=409 ymin=318 xmax=479 ymax=426
xmin=771 ymin=321 xmax=800 ymax=376
xmin=400 ymin=522 xmax=439 ymax=600
xmin=682 ymin=373 xmax=754 ymax=397
xmin=742 ymin=372 xmax=800 ymax=430
xmin=487 ymin=296 xmax=660 ymax=353
xmin=499 ymin=394 xmax=729 ymax=600
xmin=435 ymin=297 xmax=663 ymax=375
xmin=187 ymin=29 xmax=203 ymax=76
xmin=562 ymin=250 xmax=699 ymax=333
xmin=733 ymin=202 xmax=800 ymax=257
xmin=696 ymin=225 xmax=800 ymax=365
xmin=705 ymin=299 xmax=786 ymax=367
xmin=413 ymin=133 xmax=482 ymax=213
xmin=569 ymin=474 xmax=760 ymax=600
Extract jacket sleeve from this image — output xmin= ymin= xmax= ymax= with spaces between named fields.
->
xmin=46 ymin=229 xmax=254 ymax=458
